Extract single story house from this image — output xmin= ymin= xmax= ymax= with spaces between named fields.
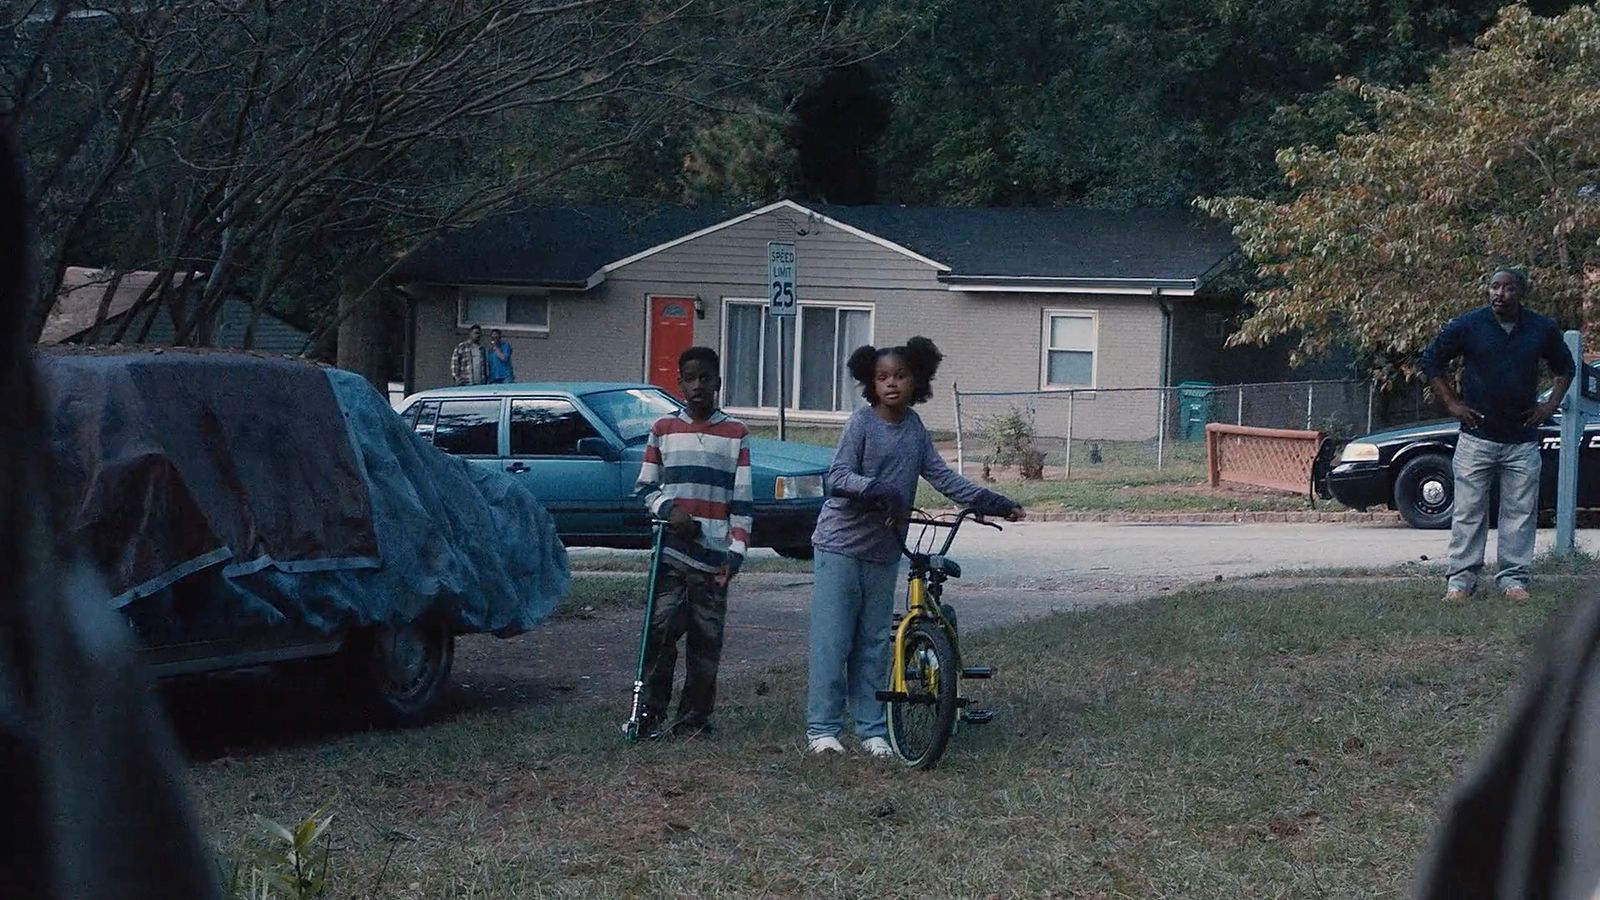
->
xmin=42 ymin=267 xmax=309 ymax=356
xmin=394 ymin=201 xmax=1252 ymax=437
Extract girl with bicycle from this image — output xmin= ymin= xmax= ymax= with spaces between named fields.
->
xmin=805 ymin=337 xmax=1025 ymax=757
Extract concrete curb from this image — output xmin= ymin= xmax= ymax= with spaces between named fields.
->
xmin=928 ymin=508 xmax=1404 ymax=525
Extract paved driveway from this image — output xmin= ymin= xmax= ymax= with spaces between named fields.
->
xmin=950 ymin=520 xmax=1600 ymax=589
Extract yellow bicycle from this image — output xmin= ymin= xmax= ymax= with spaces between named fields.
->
xmin=877 ymin=508 xmax=1001 ymax=769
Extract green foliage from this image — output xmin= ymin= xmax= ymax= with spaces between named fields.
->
xmin=1200 ymin=4 xmax=1600 ymax=373
xmin=226 ymin=805 xmax=336 ymax=900
xmin=981 ymin=405 xmax=1045 ymax=479
xmin=871 ymin=0 xmax=1553 ymax=207
xmin=681 ymin=108 xmax=801 ymax=205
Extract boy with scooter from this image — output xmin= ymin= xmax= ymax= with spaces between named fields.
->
xmin=629 ymin=347 xmax=752 ymax=740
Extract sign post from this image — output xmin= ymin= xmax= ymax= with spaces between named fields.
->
xmin=767 ymin=241 xmax=796 ymax=440
xmin=1555 ymin=330 xmax=1600 ymax=554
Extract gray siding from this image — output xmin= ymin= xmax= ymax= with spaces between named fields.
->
xmin=411 ymin=205 xmax=1176 ymax=436
xmin=121 ymin=297 xmax=309 ymax=355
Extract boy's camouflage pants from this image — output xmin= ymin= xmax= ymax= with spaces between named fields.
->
xmin=640 ymin=562 xmax=728 ymax=727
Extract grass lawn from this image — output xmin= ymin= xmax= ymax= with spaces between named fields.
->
xmin=917 ymin=460 xmax=1341 ymax=514
xmin=192 ymin=577 xmax=1568 ymax=898
xmin=747 ymin=423 xmax=1333 ymax=514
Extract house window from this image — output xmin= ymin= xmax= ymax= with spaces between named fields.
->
xmin=459 ymin=291 xmax=549 ymax=332
xmin=722 ymin=301 xmax=872 ymax=413
xmin=1042 ymin=310 xmax=1097 ymax=388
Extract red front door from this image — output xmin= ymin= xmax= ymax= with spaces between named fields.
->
xmin=647 ymin=295 xmax=696 ymax=396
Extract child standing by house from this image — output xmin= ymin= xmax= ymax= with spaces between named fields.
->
xmin=806 ymin=337 xmax=1025 ymax=757
xmin=634 ymin=346 xmax=753 ymax=739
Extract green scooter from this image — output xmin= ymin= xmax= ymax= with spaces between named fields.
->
xmin=622 ymin=518 xmax=669 ymax=743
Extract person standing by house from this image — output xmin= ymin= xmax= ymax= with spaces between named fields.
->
xmin=632 ymin=346 xmax=752 ymax=739
xmin=1421 ymin=268 xmax=1574 ymax=604
xmin=452 ymin=324 xmax=486 ymax=386
xmin=486 ymin=328 xmax=514 ymax=384
xmin=805 ymin=337 xmax=1024 ymax=758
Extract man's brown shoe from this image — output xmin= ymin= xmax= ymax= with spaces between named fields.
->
xmin=1442 ymin=589 xmax=1471 ymax=604
xmin=1503 ymin=586 xmax=1531 ymax=603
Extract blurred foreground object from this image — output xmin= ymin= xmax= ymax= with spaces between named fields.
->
xmin=0 ymin=125 xmax=219 ymax=897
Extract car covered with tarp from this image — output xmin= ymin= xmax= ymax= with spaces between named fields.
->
xmin=34 ymin=348 xmax=571 ymax=723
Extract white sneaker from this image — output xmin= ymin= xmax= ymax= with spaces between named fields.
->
xmin=807 ymin=735 xmax=846 ymax=755
xmin=860 ymin=737 xmax=895 ymax=759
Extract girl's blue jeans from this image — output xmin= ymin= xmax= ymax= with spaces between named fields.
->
xmin=806 ymin=549 xmax=901 ymax=741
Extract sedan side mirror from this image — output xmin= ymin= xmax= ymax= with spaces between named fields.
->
xmin=576 ymin=436 xmax=620 ymax=460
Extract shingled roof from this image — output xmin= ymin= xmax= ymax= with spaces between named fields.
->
xmin=810 ymin=204 xmax=1235 ymax=286
xmin=395 ymin=206 xmax=732 ymax=288
xmin=394 ymin=200 xmax=1236 ymax=291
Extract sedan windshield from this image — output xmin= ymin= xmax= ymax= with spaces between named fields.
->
xmin=584 ymin=388 xmax=683 ymax=444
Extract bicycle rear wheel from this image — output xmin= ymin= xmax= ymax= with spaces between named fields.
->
xmin=886 ymin=620 xmax=958 ymax=769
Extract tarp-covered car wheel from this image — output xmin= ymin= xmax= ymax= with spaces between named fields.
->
xmin=342 ymin=621 xmax=455 ymax=726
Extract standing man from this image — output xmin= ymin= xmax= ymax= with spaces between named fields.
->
xmin=452 ymin=324 xmax=486 ymax=386
xmin=486 ymin=328 xmax=514 ymax=384
xmin=1421 ymin=268 xmax=1575 ymax=604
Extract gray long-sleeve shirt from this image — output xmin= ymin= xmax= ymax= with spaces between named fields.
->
xmin=811 ymin=405 xmax=1016 ymax=564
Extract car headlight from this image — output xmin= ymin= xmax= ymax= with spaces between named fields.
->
xmin=773 ymin=474 xmax=824 ymax=500
xmin=1340 ymin=442 xmax=1380 ymax=463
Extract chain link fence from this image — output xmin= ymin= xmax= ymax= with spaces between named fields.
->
xmin=952 ymin=379 xmax=1432 ymax=480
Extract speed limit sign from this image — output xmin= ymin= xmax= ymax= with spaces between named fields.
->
xmin=767 ymin=242 xmax=796 ymax=317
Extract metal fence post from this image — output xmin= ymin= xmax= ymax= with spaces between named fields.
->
xmin=1556 ymin=330 xmax=1583 ymax=554
xmin=1236 ymin=387 xmax=1244 ymax=426
xmin=1305 ymin=383 xmax=1314 ymax=431
xmin=1064 ymin=390 xmax=1074 ymax=480
xmin=1366 ymin=382 xmax=1375 ymax=433
xmin=1156 ymin=388 xmax=1166 ymax=469
xmin=953 ymin=382 xmax=964 ymax=477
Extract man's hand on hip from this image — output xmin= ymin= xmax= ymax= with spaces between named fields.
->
xmin=1448 ymin=400 xmax=1485 ymax=430
xmin=1524 ymin=397 xmax=1562 ymax=428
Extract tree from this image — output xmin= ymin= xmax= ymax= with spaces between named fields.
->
xmin=1199 ymin=4 xmax=1600 ymax=374
xmin=5 ymin=1 xmax=863 ymax=353
xmin=865 ymin=0 xmax=1574 ymax=207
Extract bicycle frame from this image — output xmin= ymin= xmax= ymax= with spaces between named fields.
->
xmin=887 ymin=509 xmax=996 ymax=694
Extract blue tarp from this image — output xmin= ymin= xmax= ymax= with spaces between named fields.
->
xmin=38 ymin=350 xmax=569 ymax=639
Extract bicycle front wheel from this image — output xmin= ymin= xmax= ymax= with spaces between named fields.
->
xmin=886 ymin=620 xmax=958 ymax=769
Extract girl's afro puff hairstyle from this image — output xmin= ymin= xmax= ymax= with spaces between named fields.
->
xmin=846 ymin=336 xmax=944 ymax=405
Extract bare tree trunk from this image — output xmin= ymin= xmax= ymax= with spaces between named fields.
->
xmin=82 ymin=270 xmax=126 ymax=345
xmin=336 ymin=251 xmax=390 ymax=391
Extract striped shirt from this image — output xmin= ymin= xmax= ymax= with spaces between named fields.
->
xmin=635 ymin=409 xmax=753 ymax=573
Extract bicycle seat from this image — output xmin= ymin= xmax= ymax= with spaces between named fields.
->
xmin=928 ymin=555 xmax=961 ymax=579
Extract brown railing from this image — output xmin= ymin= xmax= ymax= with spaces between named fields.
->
xmin=1205 ymin=423 xmax=1324 ymax=495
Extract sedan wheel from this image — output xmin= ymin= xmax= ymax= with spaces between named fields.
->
xmin=1394 ymin=453 xmax=1454 ymax=530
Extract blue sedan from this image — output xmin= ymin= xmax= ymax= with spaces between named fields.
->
xmin=397 ymin=383 xmax=834 ymax=557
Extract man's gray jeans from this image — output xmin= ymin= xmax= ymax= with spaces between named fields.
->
xmin=1447 ymin=432 xmax=1541 ymax=593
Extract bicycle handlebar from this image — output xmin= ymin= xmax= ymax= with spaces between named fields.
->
xmin=895 ymin=507 xmax=1002 ymax=560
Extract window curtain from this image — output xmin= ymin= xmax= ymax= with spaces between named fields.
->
xmin=724 ymin=305 xmax=763 ymax=408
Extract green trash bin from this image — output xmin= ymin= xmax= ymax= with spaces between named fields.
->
xmin=1176 ymin=381 xmax=1215 ymax=441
